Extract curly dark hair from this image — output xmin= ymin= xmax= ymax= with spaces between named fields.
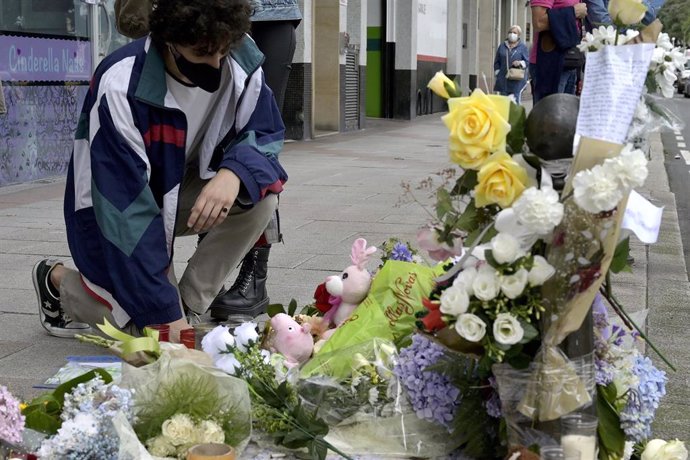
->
xmin=149 ymin=0 xmax=252 ymax=55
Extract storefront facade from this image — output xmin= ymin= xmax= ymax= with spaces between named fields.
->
xmin=0 ymin=0 xmax=129 ymax=187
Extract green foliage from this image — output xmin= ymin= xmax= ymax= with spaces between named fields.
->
xmin=268 ymin=299 xmax=302 ymax=318
xmin=234 ymin=345 xmax=351 ymax=460
xmin=610 ymin=237 xmax=632 ymax=274
xmin=432 ymin=356 xmax=505 ymax=459
xmin=22 ymin=368 xmax=112 ymax=435
xmin=134 ymin=373 xmax=247 ymax=446
xmin=658 ymin=0 xmax=690 ymax=45
xmin=597 ymin=383 xmax=626 ymax=460
xmin=506 ymin=102 xmax=527 ymax=155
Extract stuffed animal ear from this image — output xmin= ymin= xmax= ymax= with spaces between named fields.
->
xmin=351 ymin=238 xmax=377 ymax=269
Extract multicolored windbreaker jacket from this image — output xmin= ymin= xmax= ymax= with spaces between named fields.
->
xmin=64 ymin=35 xmax=287 ymax=329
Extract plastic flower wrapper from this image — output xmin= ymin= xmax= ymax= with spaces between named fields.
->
xmin=117 ymin=346 xmax=252 ymax=457
xmin=304 ymin=260 xmax=446 ymax=376
xmin=37 ymin=376 xmax=135 ymax=460
xmin=517 ymin=135 xmax=651 ymax=421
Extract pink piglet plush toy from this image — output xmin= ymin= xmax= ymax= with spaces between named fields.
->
xmin=268 ymin=313 xmax=314 ymax=368
xmin=323 ymin=238 xmax=377 ymax=327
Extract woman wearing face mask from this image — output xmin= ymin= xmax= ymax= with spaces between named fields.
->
xmin=493 ymin=25 xmax=530 ymax=103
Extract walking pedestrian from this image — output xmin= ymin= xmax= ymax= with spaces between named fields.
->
xmin=493 ymin=25 xmax=530 ymax=104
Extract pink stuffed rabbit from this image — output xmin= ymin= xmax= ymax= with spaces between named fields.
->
xmin=323 ymin=238 xmax=377 ymax=327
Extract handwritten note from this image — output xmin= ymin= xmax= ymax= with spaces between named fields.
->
xmin=576 ymin=44 xmax=654 ymax=144
xmin=622 ymin=190 xmax=663 ymax=244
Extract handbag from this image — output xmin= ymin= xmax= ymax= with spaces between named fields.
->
xmin=506 ymin=51 xmax=525 ymax=81
xmin=563 ymin=46 xmax=585 ymax=69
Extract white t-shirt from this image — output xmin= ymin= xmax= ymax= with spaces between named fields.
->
xmin=165 ymin=68 xmax=231 ymax=163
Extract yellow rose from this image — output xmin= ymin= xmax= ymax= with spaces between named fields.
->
xmin=442 ymin=89 xmax=511 ymax=170
xmin=608 ymin=0 xmax=647 ymax=25
xmin=475 ymin=152 xmax=529 ymax=208
xmin=427 ymin=71 xmax=456 ymax=99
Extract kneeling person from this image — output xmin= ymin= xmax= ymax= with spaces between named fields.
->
xmin=33 ymin=0 xmax=287 ymax=341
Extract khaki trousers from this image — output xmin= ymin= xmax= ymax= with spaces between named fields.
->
xmin=60 ymin=169 xmax=278 ymax=333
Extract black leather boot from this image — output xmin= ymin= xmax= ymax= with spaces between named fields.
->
xmin=210 ymin=246 xmax=270 ymax=320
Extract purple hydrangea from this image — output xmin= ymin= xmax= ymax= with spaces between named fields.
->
xmin=394 ymin=334 xmax=460 ymax=430
xmin=619 ymin=355 xmax=667 ymax=442
xmin=484 ymin=376 xmax=502 ymax=418
xmin=390 ymin=242 xmax=414 ymax=262
xmin=0 ymin=385 xmax=25 ymax=445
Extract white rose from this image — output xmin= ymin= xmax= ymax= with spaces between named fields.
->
xmin=453 ymin=267 xmax=477 ymax=296
xmin=201 ymin=325 xmax=235 ymax=360
xmin=608 ymin=0 xmax=647 ymax=25
xmin=161 ymin=414 xmax=196 ymax=446
xmin=472 ymin=265 xmax=501 ymax=301
xmin=454 ymin=313 xmax=487 ymax=342
xmin=642 ymin=439 xmax=688 ymax=460
xmin=490 ymin=232 xmax=525 ymax=264
xmin=512 ymin=187 xmax=564 ymax=236
xmin=196 ymin=420 xmax=225 ymax=444
xmin=605 ymin=144 xmax=648 ymax=190
xmin=215 ymin=353 xmax=241 ymax=375
xmin=146 ymin=435 xmax=176 ymax=457
xmin=528 ymin=255 xmax=555 ymax=286
xmin=492 ymin=313 xmax=524 ymax=345
xmin=440 ymin=285 xmax=470 ymax=316
xmin=500 ymin=269 xmax=529 ymax=299
xmin=573 ymin=164 xmax=624 ymax=214
xmin=234 ymin=322 xmax=259 ymax=352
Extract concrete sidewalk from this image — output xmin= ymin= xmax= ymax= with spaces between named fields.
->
xmin=0 ymin=115 xmax=687 ymax=439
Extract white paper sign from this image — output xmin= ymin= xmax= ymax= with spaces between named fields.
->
xmin=622 ymin=190 xmax=664 ymax=244
xmin=576 ymin=44 xmax=655 ymax=145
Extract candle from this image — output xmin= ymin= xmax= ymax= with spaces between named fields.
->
xmin=561 ymin=434 xmax=595 ymax=460
xmin=186 ymin=443 xmax=235 ymax=460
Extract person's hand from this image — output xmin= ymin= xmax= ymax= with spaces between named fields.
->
xmin=167 ymin=317 xmax=191 ymax=343
xmin=187 ymin=168 xmax=240 ymax=233
xmin=574 ymin=3 xmax=587 ymax=19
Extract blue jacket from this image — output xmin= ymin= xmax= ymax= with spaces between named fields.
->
xmin=250 ymin=0 xmax=302 ymax=22
xmin=64 ymin=36 xmax=287 ymax=329
xmin=585 ymin=0 xmax=664 ymax=29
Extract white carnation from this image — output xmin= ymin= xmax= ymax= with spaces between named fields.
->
xmin=440 ymin=285 xmax=470 ymax=316
xmin=472 ymin=265 xmax=501 ymax=301
xmin=452 ymin=266 xmax=477 ymax=296
xmin=234 ymin=322 xmax=259 ymax=352
xmin=492 ymin=313 xmax=524 ymax=346
xmin=201 ymin=325 xmax=235 ymax=360
xmin=490 ymin=232 xmax=526 ymax=264
xmin=512 ymin=187 xmax=564 ymax=235
xmin=500 ymin=269 xmax=529 ymax=299
xmin=573 ymin=164 xmax=624 ymax=214
xmin=455 ymin=313 xmax=487 ymax=342
xmin=605 ymin=144 xmax=648 ymax=190
xmin=146 ymin=435 xmax=176 ymax=457
xmin=528 ymin=255 xmax=555 ymax=286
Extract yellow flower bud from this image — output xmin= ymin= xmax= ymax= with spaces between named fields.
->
xmin=474 ymin=152 xmax=529 ymax=208
xmin=442 ymin=89 xmax=511 ymax=170
xmin=608 ymin=0 xmax=647 ymax=25
xmin=427 ymin=71 xmax=456 ymax=99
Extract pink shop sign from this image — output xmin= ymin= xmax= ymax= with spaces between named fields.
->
xmin=0 ymin=34 xmax=92 ymax=82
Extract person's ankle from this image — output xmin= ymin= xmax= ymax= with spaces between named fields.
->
xmin=48 ymin=264 xmax=64 ymax=298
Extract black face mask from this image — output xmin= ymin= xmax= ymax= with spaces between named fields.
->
xmin=170 ymin=46 xmax=223 ymax=93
